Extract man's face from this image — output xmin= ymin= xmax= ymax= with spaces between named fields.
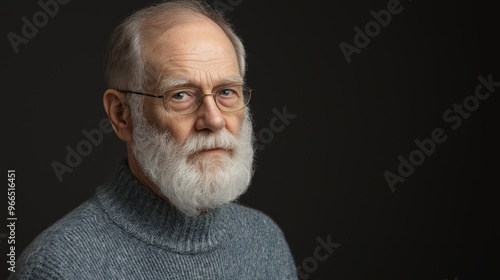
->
xmin=128 ymin=17 xmax=254 ymax=216
xmin=142 ymin=17 xmax=244 ymax=146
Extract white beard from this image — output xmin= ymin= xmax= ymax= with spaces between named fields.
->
xmin=129 ymin=99 xmax=255 ymax=216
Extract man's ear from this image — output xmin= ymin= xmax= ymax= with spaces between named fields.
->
xmin=103 ymin=89 xmax=133 ymax=142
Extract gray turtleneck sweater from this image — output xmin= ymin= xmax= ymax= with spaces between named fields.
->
xmin=9 ymin=162 xmax=298 ymax=279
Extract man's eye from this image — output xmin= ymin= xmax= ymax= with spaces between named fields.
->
xmin=171 ymin=91 xmax=189 ymax=100
xmin=219 ymin=89 xmax=237 ymax=97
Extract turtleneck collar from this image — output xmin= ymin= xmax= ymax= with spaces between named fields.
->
xmin=96 ymin=160 xmax=234 ymax=254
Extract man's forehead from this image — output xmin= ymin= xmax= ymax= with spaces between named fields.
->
xmin=143 ymin=17 xmax=234 ymax=59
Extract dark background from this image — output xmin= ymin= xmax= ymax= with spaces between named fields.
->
xmin=2 ymin=0 xmax=499 ymax=279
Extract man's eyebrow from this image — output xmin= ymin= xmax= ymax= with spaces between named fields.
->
xmin=157 ymin=78 xmax=192 ymax=92
xmin=221 ymin=75 xmax=244 ymax=85
xmin=157 ymin=75 xmax=244 ymax=92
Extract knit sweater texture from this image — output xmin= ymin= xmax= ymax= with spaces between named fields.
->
xmin=9 ymin=161 xmax=298 ymax=279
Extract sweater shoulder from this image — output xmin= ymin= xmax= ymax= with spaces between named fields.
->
xmin=12 ymin=196 xmax=105 ymax=279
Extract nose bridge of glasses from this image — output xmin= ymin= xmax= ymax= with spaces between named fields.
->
xmin=201 ymin=92 xmax=216 ymax=98
xmin=197 ymin=92 xmax=219 ymax=109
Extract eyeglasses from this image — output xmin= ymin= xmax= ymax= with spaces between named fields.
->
xmin=117 ymin=84 xmax=252 ymax=115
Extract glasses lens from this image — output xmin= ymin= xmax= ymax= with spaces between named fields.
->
xmin=163 ymin=89 xmax=199 ymax=115
xmin=215 ymin=85 xmax=252 ymax=112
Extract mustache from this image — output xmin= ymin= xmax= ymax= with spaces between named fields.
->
xmin=182 ymin=129 xmax=239 ymax=155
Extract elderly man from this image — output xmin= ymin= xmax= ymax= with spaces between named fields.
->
xmin=10 ymin=0 xmax=298 ymax=279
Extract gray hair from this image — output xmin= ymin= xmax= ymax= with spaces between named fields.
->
xmin=104 ymin=0 xmax=246 ymax=94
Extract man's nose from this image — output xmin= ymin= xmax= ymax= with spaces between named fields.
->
xmin=195 ymin=94 xmax=225 ymax=131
